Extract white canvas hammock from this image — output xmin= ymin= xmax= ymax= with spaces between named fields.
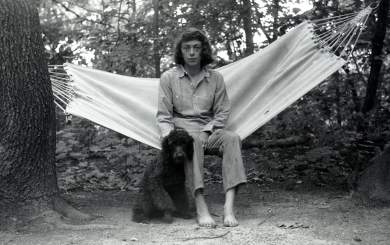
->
xmin=50 ymin=6 xmax=374 ymax=149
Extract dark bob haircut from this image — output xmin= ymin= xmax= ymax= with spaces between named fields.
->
xmin=174 ymin=27 xmax=214 ymax=68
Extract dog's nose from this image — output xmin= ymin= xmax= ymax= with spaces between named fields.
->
xmin=173 ymin=150 xmax=187 ymax=161
xmin=174 ymin=152 xmax=185 ymax=159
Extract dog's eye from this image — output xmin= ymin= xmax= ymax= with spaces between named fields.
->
xmin=168 ymin=140 xmax=175 ymax=146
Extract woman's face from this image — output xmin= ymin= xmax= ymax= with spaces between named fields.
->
xmin=181 ymin=40 xmax=202 ymax=67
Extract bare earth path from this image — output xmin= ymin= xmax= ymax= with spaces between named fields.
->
xmin=1 ymin=184 xmax=389 ymax=245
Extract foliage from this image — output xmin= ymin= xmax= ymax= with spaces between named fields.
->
xmin=41 ymin=0 xmax=390 ymax=190
xmin=56 ymin=117 xmax=159 ymax=191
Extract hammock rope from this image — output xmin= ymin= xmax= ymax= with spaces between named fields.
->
xmin=310 ymin=5 xmax=373 ymax=58
xmin=49 ymin=6 xmax=375 ymax=149
xmin=49 ymin=65 xmax=73 ymax=105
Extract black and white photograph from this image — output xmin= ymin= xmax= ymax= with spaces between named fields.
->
xmin=0 ymin=0 xmax=389 ymax=244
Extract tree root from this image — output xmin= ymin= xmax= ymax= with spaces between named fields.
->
xmin=9 ymin=195 xmax=113 ymax=232
xmin=0 ymin=195 xmax=102 ymax=231
xmin=17 ymin=210 xmax=116 ymax=232
xmin=52 ymin=196 xmax=99 ymax=224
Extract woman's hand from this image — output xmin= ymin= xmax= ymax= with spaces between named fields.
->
xmin=199 ymin=131 xmax=210 ymax=148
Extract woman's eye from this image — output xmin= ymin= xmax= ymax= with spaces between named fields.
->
xmin=182 ymin=46 xmax=201 ymax=52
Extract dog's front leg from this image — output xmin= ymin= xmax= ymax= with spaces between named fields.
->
xmin=146 ymin=177 xmax=175 ymax=223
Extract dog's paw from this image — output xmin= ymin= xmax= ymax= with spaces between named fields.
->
xmin=174 ymin=211 xmax=194 ymax=219
xmin=179 ymin=213 xmax=194 ymax=219
xmin=132 ymin=212 xmax=150 ymax=224
xmin=181 ymin=212 xmax=194 ymax=219
xmin=162 ymin=212 xmax=173 ymax=223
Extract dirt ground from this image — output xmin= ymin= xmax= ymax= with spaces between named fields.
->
xmin=0 ymin=184 xmax=389 ymax=245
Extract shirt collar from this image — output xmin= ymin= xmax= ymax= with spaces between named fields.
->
xmin=177 ymin=65 xmax=210 ymax=80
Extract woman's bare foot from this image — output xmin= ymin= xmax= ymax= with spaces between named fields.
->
xmin=197 ymin=213 xmax=216 ymax=228
xmin=223 ymin=212 xmax=238 ymax=227
xmin=195 ymin=190 xmax=216 ymax=228
xmin=224 ymin=187 xmax=239 ymax=227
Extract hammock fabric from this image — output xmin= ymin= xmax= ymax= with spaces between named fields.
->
xmin=51 ymin=7 xmax=373 ymax=149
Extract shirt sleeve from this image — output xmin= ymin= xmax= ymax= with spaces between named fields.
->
xmin=202 ymin=72 xmax=230 ymax=133
xmin=156 ymin=72 xmax=174 ymax=138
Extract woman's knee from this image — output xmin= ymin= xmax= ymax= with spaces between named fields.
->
xmin=192 ymin=136 xmax=204 ymax=149
xmin=223 ymin=131 xmax=241 ymax=144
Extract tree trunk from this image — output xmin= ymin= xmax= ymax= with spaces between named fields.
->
xmin=361 ymin=0 xmax=389 ymax=114
xmin=0 ymin=0 xmax=92 ymax=229
xmin=153 ymin=0 xmax=161 ymax=78
xmin=241 ymin=0 xmax=254 ymax=56
xmin=333 ymin=73 xmax=342 ymax=126
xmin=355 ymin=0 xmax=390 ymax=200
xmin=129 ymin=0 xmax=138 ymax=75
xmin=0 ymin=0 xmax=57 ymax=207
xmin=271 ymin=0 xmax=280 ymax=42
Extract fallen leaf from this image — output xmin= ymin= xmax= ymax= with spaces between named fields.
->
xmin=353 ymin=236 xmax=362 ymax=242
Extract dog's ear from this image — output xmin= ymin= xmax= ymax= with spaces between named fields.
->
xmin=186 ymin=134 xmax=194 ymax=145
xmin=161 ymin=133 xmax=175 ymax=165
xmin=183 ymin=131 xmax=193 ymax=145
xmin=161 ymin=134 xmax=171 ymax=151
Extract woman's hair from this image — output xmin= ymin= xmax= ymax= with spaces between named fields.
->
xmin=174 ymin=27 xmax=214 ymax=68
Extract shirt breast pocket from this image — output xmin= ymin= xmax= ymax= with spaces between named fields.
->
xmin=195 ymin=94 xmax=213 ymax=111
xmin=173 ymin=94 xmax=184 ymax=112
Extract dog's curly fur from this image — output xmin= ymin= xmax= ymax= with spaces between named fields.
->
xmin=132 ymin=129 xmax=194 ymax=223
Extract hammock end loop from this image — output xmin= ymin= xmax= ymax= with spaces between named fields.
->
xmin=65 ymin=113 xmax=73 ymax=125
xmin=368 ymin=1 xmax=380 ymax=10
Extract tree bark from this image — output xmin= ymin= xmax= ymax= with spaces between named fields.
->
xmin=153 ymin=0 xmax=161 ymax=78
xmin=0 ymin=0 xmax=92 ymax=229
xmin=271 ymin=0 xmax=280 ymax=42
xmin=241 ymin=0 xmax=254 ymax=56
xmin=361 ymin=0 xmax=389 ymax=114
xmin=0 ymin=0 xmax=57 ymax=206
xmin=333 ymin=73 xmax=342 ymax=126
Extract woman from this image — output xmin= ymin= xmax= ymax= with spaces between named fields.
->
xmin=157 ymin=28 xmax=247 ymax=227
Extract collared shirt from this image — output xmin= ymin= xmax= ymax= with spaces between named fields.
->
xmin=157 ymin=65 xmax=231 ymax=137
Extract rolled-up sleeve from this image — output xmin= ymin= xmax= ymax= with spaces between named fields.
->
xmin=202 ymin=72 xmax=230 ymax=132
xmin=156 ymin=72 xmax=174 ymax=137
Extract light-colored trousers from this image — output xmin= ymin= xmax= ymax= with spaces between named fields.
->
xmin=186 ymin=129 xmax=247 ymax=195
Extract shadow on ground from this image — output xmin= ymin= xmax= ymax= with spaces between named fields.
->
xmin=1 ymin=183 xmax=389 ymax=245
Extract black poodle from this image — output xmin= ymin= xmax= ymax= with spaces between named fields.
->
xmin=132 ymin=129 xmax=194 ymax=223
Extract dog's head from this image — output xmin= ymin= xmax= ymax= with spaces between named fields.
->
xmin=162 ymin=129 xmax=194 ymax=165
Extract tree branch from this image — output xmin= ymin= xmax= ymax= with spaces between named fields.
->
xmin=351 ymin=51 xmax=367 ymax=83
xmin=181 ymin=231 xmax=230 ymax=242
xmin=242 ymin=134 xmax=313 ymax=149
xmin=114 ymin=0 xmax=124 ymax=46
xmin=51 ymin=0 xmax=115 ymax=29
xmin=253 ymin=4 xmax=272 ymax=43
xmin=361 ymin=0 xmax=389 ymax=113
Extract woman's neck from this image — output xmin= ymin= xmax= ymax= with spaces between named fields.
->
xmin=184 ymin=64 xmax=201 ymax=77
